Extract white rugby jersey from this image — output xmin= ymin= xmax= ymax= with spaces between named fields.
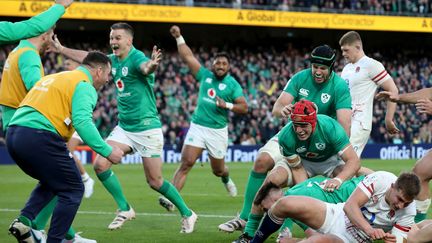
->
xmin=357 ymin=171 xmax=416 ymax=235
xmin=341 ymin=56 xmax=390 ymax=130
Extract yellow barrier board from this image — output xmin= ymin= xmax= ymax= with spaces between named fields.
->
xmin=1 ymin=1 xmax=432 ymax=32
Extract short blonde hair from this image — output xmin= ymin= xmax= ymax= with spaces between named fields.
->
xmin=339 ymin=31 xmax=362 ymax=46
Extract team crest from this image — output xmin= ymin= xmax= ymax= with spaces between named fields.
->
xmin=344 ymin=79 xmax=349 ymax=86
xmin=315 ymin=143 xmax=326 ymax=150
xmin=219 ymin=83 xmax=226 ymax=90
xmin=116 ymin=79 xmax=125 ymax=92
xmin=355 ymin=66 xmax=360 ymax=73
xmin=112 ymin=68 xmax=117 ymax=76
xmin=321 ymin=93 xmax=331 ymax=103
xmin=296 ymin=146 xmax=307 ymax=153
xmin=207 ymin=88 xmax=216 ymax=98
xmin=122 ymin=67 xmax=128 ymax=76
xmin=205 ymin=78 xmax=212 ymax=84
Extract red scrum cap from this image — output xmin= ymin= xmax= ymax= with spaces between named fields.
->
xmin=290 ymin=100 xmax=318 ymax=131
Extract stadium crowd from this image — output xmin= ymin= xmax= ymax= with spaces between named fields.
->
xmin=0 ymin=43 xmax=430 ymax=146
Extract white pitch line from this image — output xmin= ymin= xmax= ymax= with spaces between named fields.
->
xmin=0 ymin=208 xmax=233 ymax=219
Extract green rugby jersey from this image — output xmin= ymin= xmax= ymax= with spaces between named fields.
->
xmin=284 ymin=68 xmax=352 ymax=119
xmin=110 ymin=46 xmax=161 ymax=132
xmin=286 ymin=175 xmax=365 ymax=202
xmin=191 ymin=67 xmax=244 ymax=129
xmin=0 ymin=4 xmax=65 ymax=45
xmin=279 ymin=114 xmax=350 ymax=162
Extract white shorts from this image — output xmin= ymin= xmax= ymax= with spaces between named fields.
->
xmin=350 ymin=120 xmax=371 ymax=158
xmin=107 ymin=125 xmax=163 ymax=158
xmin=319 ymin=203 xmax=371 ymax=243
xmin=272 ymin=159 xmax=294 ymax=187
xmin=258 ymin=136 xmax=285 ymax=164
xmin=184 ymin=122 xmax=228 ymax=159
xmin=302 ymin=155 xmax=345 ymax=178
xmin=71 ymin=131 xmax=83 ymax=143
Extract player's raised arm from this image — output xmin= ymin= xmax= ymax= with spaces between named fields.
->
xmin=0 ymin=0 xmax=73 ymax=44
xmin=139 ymin=45 xmax=162 ymax=75
xmin=48 ymin=34 xmax=88 ymax=63
xmin=377 ymin=88 xmax=432 ymax=104
xmin=170 ymin=25 xmax=201 ymax=76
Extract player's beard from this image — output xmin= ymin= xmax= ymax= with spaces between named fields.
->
xmin=213 ymin=70 xmax=228 ymax=80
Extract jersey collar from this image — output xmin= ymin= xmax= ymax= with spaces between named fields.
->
xmin=76 ymin=66 xmax=94 ymax=84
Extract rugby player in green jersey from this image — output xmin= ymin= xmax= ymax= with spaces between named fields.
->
xmin=157 ymin=25 xmax=248 ymax=211
xmin=0 ymin=0 xmax=72 ymax=45
xmin=220 ymin=45 xmax=353 ymax=233
xmin=50 ymin=23 xmax=198 ymax=233
xmin=233 ymin=99 xmax=360 ymax=242
xmin=243 ymin=175 xmax=366 ymax=243
xmin=0 ymin=28 xmax=96 ymax=243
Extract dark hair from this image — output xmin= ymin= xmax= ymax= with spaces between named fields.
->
xmin=82 ymin=51 xmax=111 ymax=69
xmin=395 ymin=172 xmax=420 ymax=200
xmin=310 ymin=45 xmax=336 ymax=69
xmin=253 ymin=182 xmax=279 ymax=206
xmin=214 ymin=52 xmax=230 ymax=64
xmin=111 ymin=22 xmax=134 ymax=36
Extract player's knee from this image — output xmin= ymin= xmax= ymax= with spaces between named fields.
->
xmin=253 ymin=154 xmax=274 ymax=173
xmin=147 ymin=177 xmax=163 ymax=190
xmin=180 ymin=156 xmax=196 ymax=168
xmin=212 ymin=169 xmax=224 ymax=177
xmin=93 ymin=157 xmax=112 ymax=174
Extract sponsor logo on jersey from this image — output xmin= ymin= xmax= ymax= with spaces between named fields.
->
xmin=296 ymin=146 xmax=307 ymax=153
xmin=321 ymin=93 xmax=331 ymax=103
xmin=355 ymin=66 xmax=360 ymax=73
xmin=116 ymin=79 xmax=125 ymax=92
xmin=205 ymin=78 xmax=212 ymax=84
xmin=299 ymin=88 xmax=309 ymax=97
xmin=315 ymin=143 xmax=326 ymax=150
xmin=122 ymin=67 xmax=128 ymax=76
xmin=219 ymin=83 xmax=226 ymax=90
xmin=305 ymin=152 xmax=319 ymax=158
xmin=207 ymin=88 xmax=216 ymax=98
xmin=112 ymin=68 xmax=116 ymax=76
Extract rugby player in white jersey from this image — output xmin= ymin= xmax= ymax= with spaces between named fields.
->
xmin=251 ymin=171 xmax=420 ymax=243
xmin=339 ymin=31 xmax=400 ymax=157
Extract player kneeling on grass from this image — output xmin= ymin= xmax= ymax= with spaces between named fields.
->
xmin=250 ymin=171 xmax=420 ymax=243
xmin=233 ymin=171 xmax=370 ymax=243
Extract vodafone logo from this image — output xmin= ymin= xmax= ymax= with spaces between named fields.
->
xmin=207 ymin=88 xmax=216 ymax=98
xmin=116 ymin=79 xmax=125 ymax=92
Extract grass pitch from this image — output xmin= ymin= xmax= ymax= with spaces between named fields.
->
xmin=0 ymin=159 xmax=430 ymax=242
